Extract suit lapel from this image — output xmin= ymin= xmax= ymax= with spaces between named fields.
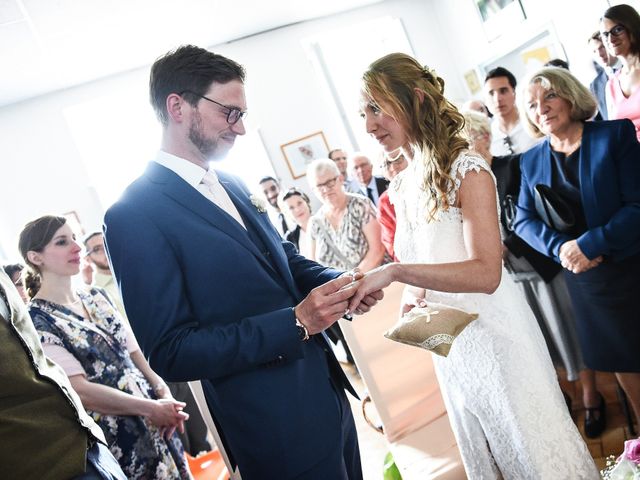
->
xmin=221 ymin=178 xmax=297 ymax=291
xmin=540 ymin=138 xmax=553 ymax=185
xmin=148 ymin=163 xmax=277 ymax=274
xmin=578 ymin=123 xmax=597 ymax=225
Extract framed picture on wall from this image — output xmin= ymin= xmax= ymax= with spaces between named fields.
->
xmin=63 ymin=211 xmax=85 ymax=238
xmin=280 ymin=131 xmax=329 ymax=179
xmin=474 ymin=0 xmax=526 ymax=41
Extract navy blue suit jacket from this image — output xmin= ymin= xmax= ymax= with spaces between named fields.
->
xmin=104 ymin=161 xmax=353 ymax=479
xmin=514 ymin=119 xmax=640 ymax=262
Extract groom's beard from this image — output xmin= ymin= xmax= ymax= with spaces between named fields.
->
xmin=189 ymin=110 xmax=223 ymax=160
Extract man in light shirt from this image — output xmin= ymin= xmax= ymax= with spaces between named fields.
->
xmin=484 ymin=66 xmax=539 ymax=156
xmin=328 ymin=148 xmax=359 ymax=192
xmin=83 ymin=232 xmax=128 ymax=319
xmin=588 ymin=31 xmax=620 ymax=120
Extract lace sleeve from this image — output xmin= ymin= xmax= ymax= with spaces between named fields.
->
xmin=387 ymin=169 xmax=406 ymax=207
xmin=447 ymin=153 xmax=498 ymax=208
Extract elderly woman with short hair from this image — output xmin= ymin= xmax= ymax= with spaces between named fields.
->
xmin=306 ymin=158 xmax=386 ymax=273
xmin=306 ymin=158 xmax=386 ymax=365
xmin=514 ymin=66 xmax=640 ymax=429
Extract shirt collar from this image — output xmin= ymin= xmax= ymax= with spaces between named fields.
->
xmin=366 ymin=176 xmax=376 ymax=189
xmin=153 ymin=150 xmax=212 ymax=188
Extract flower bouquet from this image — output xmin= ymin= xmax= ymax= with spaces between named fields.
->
xmin=602 ymin=437 xmax=640 ymax=479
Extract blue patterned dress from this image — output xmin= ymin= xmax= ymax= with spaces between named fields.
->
xmin=29 ymin=288 xmax=191 ymax=479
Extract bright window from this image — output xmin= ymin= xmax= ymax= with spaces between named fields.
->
xmin=65 ymin=88 xmax=273 ymax=210
xmin=305 ymin=17 xmax=414 ymax=156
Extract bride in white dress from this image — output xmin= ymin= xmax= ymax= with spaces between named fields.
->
xmin=351 ymin=53 xmax=599 ymax=479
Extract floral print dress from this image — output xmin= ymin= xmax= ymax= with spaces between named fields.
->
xmin=29 ymin=288 xmax=191 ymax=479
xmin=309 ymin=193 xmax=377 ymax=270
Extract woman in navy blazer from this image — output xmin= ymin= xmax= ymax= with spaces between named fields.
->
xmin=514 ymin=67 xmax=640 ymax=431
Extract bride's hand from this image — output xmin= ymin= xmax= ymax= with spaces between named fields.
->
xmin=347 ymin=264 xmax=396 ymax=313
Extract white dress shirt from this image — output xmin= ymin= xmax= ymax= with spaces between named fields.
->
xmin=154 ymin=150 xmax=245 ymax=229
xmin=490 ymin=120 xmax=540 ymax=156
xmin=357 ymin=177 xmax=381 ymax=206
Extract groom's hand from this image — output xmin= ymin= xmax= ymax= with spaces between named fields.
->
xmin=295 ymin=276 xmax=358 ymax=335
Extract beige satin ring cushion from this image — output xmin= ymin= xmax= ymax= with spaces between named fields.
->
xmin=384 ymin=303 xmax=478 ymax=357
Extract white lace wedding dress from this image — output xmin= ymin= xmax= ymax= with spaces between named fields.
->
xmin=390 ymin=153 xmax=599 ymax=479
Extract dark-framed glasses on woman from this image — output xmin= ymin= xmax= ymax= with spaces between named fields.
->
xmin=601 ymin=24 xmax=626 ymax=39
xmin=315 ymin=176 xmax=339 ymax=191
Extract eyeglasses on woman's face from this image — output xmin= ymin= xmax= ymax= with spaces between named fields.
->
xmin=600 ymin=24 xmax=626 ymax=39
xmin=315 ymin=176 xmax=339 ymax=192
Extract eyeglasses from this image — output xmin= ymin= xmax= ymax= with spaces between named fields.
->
xmin=315 ymin=176 xmax=339 ymax=191
xmin=503 ymin=195 xmax=518 ymax=232
xmin=601 ymin=24 xmax=626 ymax=39
xmin=86 ymin=244 xmax=105 ymax=257
xmin=182 ymin=90 xmax=248 ymax=125
xmin=503 ymin=135 xmax=514 ymax=155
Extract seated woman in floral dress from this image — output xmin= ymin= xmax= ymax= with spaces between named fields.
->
xmin=19 ymin=215 xmax=191 ymax=480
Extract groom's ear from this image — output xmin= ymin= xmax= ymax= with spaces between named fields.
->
xmin=166 ymin=93 xmax=186 ymax=123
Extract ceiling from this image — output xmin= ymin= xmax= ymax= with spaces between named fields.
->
xmin=0 ymin=0 xmax=383 ymax=107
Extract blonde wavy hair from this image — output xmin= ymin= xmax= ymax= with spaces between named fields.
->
xmin=519 ymin=67 xmax=597 ymax=138
xmin=362 ymin=52 xmax=468 ymax=220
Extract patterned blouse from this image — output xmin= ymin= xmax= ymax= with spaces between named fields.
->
xmin=309 ymin=193 xmax=377 ymax=271
xmin=29 ymin=288 xmax=191 ymax=480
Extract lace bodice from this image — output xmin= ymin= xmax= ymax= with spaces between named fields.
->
xmin=390 ymin=152 xmax=497 ymax=265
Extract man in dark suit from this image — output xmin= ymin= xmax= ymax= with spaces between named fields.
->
xmin=104 ymin=45 xmax=382 ymax=480
xmin=0 ymin=270 xmax=126 ymax=479
xmin=258 ymin=175 xmax=290 ymax=236
xmin=350 ymin=153 xmax=389 ymax=207
xmin=588 ymin=31 xmax=619 ymax=121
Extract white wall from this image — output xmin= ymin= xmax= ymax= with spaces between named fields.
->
xmin=2 ymin=0 xmax=638 ymax=260
xmin=0 ymin=0 xmax=458 ymax=260
xmin=431 ymin=0 xmax=640 ymax=95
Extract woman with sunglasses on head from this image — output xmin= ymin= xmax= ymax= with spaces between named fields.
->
xmin=350 ymin=53 xmax=598 ymax=479
xmin=19 ymin=215 xmax=192 ymax=479
xmin=279 ymin=187 xmax=313 ymax=257
xmin=602 ymin=4 xmax=640 ymax=140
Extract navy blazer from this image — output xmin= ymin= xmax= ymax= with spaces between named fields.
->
xmin=514 ymin=119 xmax=640 ymax=262
xmin=104 ymin=162 xmax=352 ymax=479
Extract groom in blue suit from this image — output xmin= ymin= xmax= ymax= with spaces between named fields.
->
xmin=104 ymin=45 xmax=382 ymax=480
